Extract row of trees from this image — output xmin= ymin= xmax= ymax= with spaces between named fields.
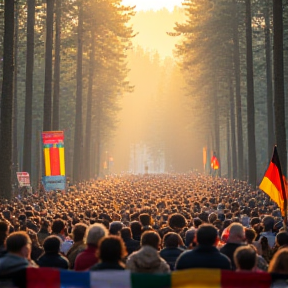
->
xmin=172 ymin=0 xmax=287 ymax=186
xmin=0 ymin=0 xmax=135 ymax=198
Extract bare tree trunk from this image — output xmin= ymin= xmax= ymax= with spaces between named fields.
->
xmin=53 ymin=0 xmax=61 ymax=130
xmin=273 ymin=0 xmax=287 ymax=176
xmin=0 ymin=0 xmax=14 ymax=198
xmin=23 ymin=0 xmax=35 ymax=176
xmin=85 ymin=31 xmax=95 ymax=180
xmin=229 ymin=77 xmax=237 ymax=179
xmin=245 ymin=0 xmax=257 ymax=187
xmin=73 ymin=2 xmax=83 ymax=182
xmin=233 ymin=0 xmax=244 ymax=180
xmin=43 ymin=0 xmax=54 ymax=131
xmin=264 ymin=1 xmax=274 ymax=158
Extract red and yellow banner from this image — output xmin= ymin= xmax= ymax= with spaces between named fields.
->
xmin=211 ymin=155 xmax=220 ymax=170
xmin=42 ymin=131 xmax=65 ymax=177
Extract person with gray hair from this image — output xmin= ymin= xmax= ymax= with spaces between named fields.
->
xmin=220 ymin=223 xmax=246 ymax=270
xmin=74 ymin=223 xmax=108 ymax=271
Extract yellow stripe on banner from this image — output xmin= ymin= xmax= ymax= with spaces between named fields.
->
xmin=172 ymin=269 xmax=221 ymax=288
xmin=44 ymin=148 xmax=51 ymax=176
xmin=59 ymin=147 xmax=66 ymax=176
xmin=260 ymin=176 xmax=284 ymax=213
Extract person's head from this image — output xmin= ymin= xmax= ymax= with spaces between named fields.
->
xmin=139 ymin=213 xmax=151 ymax=226
xmin=193 ymin=218 xmax=202 ymax=228
xmin=51 ymin=219 xmax=65 ymax=235
xmin=234 ymin=246 xmax=257 ymax=271
xmin=262 ymin=216 xmax=274 ymax=232
xmin=185 ymin=227 xmax=196 ymax=248
xmin=98 ymin=236 xmax=127 ymax=262
xmin=130 ymin=221 xmax=142 ymax=238
xmin=5 ymin=231 xmax=31 ymax=259
xmin=208 ymin=213 xmax=217 ymax=224
xmin=85 ymin=223 xmax=108 ymax=246
xmin=163 ymin=232 xmax=183 ymax=248
xmin=72 ymin=223 xmax=87 ymax=242
xmin=109 ymin=221 xmax=124 ymax=236
xmin=228 ymin=223 xmax=245 ymax=244
xmin=245 ymin=228 xmax=256 ymax=244
xmin=141 ymin=231 xmax=161 ymax=250
xmin=120 ymin=227 xmax=132 ymax=240
xmin=276 ymin=231 xmax=288 ymax=247
xmin=43 ymin=235 xmax=61 ymax=254
xmin=268 ymin=248 xmax=288 ymax=274
xmin=168 ymin=213 xmax=186 ymax=230
xmin=196 ymin=224 xmax=218 ymax=246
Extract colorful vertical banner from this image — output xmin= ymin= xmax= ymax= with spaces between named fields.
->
xmin=203 ymin=147 xmax=207 ymax=172
xmin=42 ymin=131 xmax=66 ymax=191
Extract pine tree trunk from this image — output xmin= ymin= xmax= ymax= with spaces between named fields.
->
xmin=229 ymin=78 xmax=237 ymax=179
xmin=53 ymin=0 xmax=61 ymax=131
xmin=264 ymin=1 xmax=274 ymax=159
xmin=245 ymin=0 xmax=257 ymax=187
xmin=43 ymin=0 xmax=54 ymax=131
xmin=233 ymin=0 xmax=244 ymax=180
xmin=23 ymin=0 xmax=35 ymax=176
xmin=227 ymin=114 xmax=231 ymax=179
xmin=213 ymin=86 xmax=221 ymax=177
xmin=0 ymin=0 xmax=14 ymax=198
xmin=273 ymin=0 xmax=287 ymax=176
xmin=73 ymin=2 xmax=83 ymax=182
xmin=12 ymin=0 xmax=19 ymax=189
xmin=85 ymin=31 xmax=95 ymax=180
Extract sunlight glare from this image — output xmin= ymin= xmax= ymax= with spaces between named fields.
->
xmin=122 ymin=0 xmax=182 ymax=11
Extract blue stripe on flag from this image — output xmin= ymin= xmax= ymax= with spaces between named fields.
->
xmin=60 ymin=270 xmax=90 ymax=288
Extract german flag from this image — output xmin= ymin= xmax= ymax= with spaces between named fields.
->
xmin=211 ymin=155 xmax=220 ymax=170
xmin=259 ymin=146 xmax=287 ymax=216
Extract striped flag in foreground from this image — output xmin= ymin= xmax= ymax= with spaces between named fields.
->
xmin=25 ymin=268 xmax=277 ymax=288
xmin=259 ymin=146 xmax=287 ymax=216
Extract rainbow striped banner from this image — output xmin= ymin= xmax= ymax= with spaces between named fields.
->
xmin=42 ymin=131 xmax=66 ymax=191
xmin=1 ymin=267 xmax=286 ymax=288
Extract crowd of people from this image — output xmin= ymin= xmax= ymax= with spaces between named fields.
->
xmin=0 ymin=173 xmax=288 ymax=287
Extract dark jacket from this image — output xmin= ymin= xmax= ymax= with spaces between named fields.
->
xmin=175 ymin=245 xmax=231 ymax=270
xmin=90 ymin=261 xmax=125 ymax=271
xmin=66 ymin=240 xmax=86 ymax=269
xmin=123 ymin=238 xmax=140 ymax=255
xmin=31 ymin=244 xmax=44 ymax=262
xmin=0 ymin=253 xmax=30 ymax=274
xmin=160 ymin=247 xmax=184 ymax=270
xmin=37 ymin=253 xmax=69 ymax=269
xmin=219 ymin=243 xmax=243 ymax=270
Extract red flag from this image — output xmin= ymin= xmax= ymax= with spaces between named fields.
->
xmin=211 ymin=155 xmax=220 ymax=170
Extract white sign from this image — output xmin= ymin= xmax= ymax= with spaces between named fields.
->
xmin=16 ymin=172 xmax=30 ymax=187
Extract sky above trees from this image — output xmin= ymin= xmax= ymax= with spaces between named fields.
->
xmin=122 ymin=0 xmax=182 ymax=11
